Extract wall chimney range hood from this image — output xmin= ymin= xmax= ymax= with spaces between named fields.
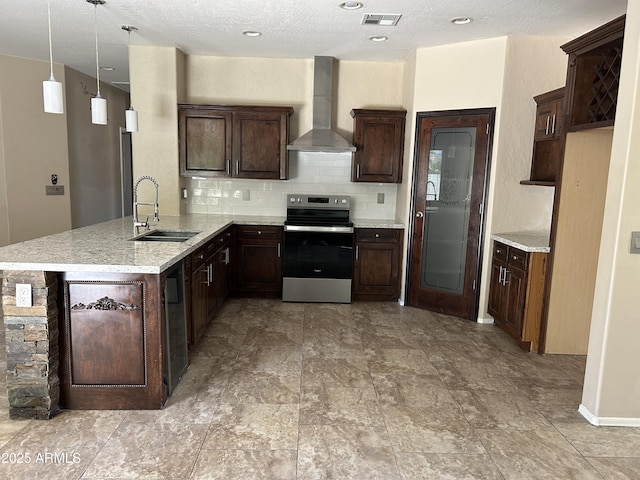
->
xmin=287 ymin=56 xmax=356 ymax=153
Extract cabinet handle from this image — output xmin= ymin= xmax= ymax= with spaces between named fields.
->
xmin=236 ymin=161 xmax=240 ymax=175
xmin=496 ymin=248 xmax=502 ymax=254
xmin=356 ymin=164 xmax=361 ymax=179
xmin=224 ymin=247 xmax=230 ymax=265
xmin=513 ymin=255 xmax=518 ymax=261
xmin=226 ymin=160 xmax=231 ymax=175
xmin=498 ymin=266 xmax=504 ymax=285
xmin=257 ymin=230 xmax=262 ymax=235
xmin=277 ymin=242 xmax=281 ymax=258
xmin=551 ymin=114 xmax=556 ymax=135
xmin=206 ymin=264 xmax=212 ymax=286
xmin=355 ymin=245 xmax=359 ymax=260
xmin=375 ymin=233 xmax=380 ymax=238
xmin=545 ymin=115 xmax=550 ymax=135
xmin=502 ymin=269 xmax=509 ymax=286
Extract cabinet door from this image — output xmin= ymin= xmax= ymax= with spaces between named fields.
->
xmin=191 ymin=254 xmax=208 ymax=346
xmin=352 ymin=229 xmax=402 ymax=301
xmin=534 ymin=100 xmax=561 ymax=140
xmin=233 ymin=111 xmax=289 ymax=179
xmin=179 ymin=107 xmax=232 ymax=176
xmin=235 ymin=226 xmax=283 ymax=296
xmin=487 ymin=256 xmax=507 ymax=321
xmin=351 ymin=110 xmax=406 ymax=183
xmin=206 ymin=243 xmax=218 ymax=322
xmin=502 ymin=267 xmax=527 ymax=340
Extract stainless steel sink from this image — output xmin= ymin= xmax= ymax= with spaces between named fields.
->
xmin=130 ymin=230 xmax=201 ymax=242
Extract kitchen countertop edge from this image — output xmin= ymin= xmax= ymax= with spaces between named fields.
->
xmin=0 ymin=214 xmax=404 ymax=274
xmin=491 ymin=232 xmax=551 ymax=253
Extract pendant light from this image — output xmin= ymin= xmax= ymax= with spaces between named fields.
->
xmin=88 ymin=0 xmax=107 ymax=125
xmin=43 ymin=0 xmax=63 ymax=114
xmin=122 ymin=25 xmax=138 ymax=132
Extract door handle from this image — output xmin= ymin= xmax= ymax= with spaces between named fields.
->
xmin=416 ymin=211 xmax=424 ymax=218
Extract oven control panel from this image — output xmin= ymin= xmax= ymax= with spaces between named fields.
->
xmin=287 ymin=194 xmax=350 ymax=209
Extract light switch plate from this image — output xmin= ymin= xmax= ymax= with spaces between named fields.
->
xmin=630 ymin=231 xmax=640 ymax=254
xmin=45 ymin=185 xmax=64 ymax=195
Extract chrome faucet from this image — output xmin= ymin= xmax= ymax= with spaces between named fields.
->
xmin=133 ymin=176 xmax=159 ymax=232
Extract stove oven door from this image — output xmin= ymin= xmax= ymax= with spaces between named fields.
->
xmin=282 ymin=225 xmax=354 ymax=303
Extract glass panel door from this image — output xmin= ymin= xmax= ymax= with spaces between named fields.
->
xmin=421 ymin=127 xmax=476 ymax=295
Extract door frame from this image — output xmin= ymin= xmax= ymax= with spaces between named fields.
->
xmin=404 ymin=107 xmax=495 ymax=320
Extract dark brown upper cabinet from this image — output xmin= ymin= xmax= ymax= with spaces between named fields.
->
xmin=561 ymin=15 xmax=625 ymax=132
xmin=350 ymin=108 xmax=406 ymax=183
xmin=178 ymin=104 xmax=293 ymax=179
xmin=522 ymin=87 xmax=565 ymax=186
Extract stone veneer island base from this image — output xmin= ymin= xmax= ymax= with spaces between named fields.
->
xmin=2 ymin=270 xmax=60 ymax=419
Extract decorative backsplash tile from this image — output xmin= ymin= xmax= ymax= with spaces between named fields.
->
xmin=186 ymin=152 xmax=398 ymax=219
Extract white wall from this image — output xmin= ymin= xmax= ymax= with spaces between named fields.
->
xmin=581 ymin=2 xmax=640 ymax=425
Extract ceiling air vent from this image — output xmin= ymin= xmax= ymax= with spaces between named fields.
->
xmin=361 ymin=13 xmax=402 ymax=26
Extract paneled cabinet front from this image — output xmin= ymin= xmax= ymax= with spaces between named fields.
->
xmin=235 ymin=225 xmax=283 ymax=297
xmin=59 ymin=272 xmax=164 ymax=410
xmin=353 ymin=228 xmax=403 ymax=301
xmin=350 ymin=109 xmax=406 ymax=183
xmin=190 ymin=227 xmax=233 ymax=347
xmin=179 ymin=105 xmax=293 ymax=179
xmin=487 ymin=241 xmax=547 ymax=352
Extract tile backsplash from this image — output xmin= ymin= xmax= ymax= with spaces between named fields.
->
xmin=186 ymin=152 xmax=398 ymax=219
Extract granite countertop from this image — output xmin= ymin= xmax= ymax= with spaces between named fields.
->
xmin=491 ymin=231 xmax=551 ymax=253
xmin=351 ymin=218 xmax=405 ymax=229
xmin=0 ymin=214 xmax=403 ymax=274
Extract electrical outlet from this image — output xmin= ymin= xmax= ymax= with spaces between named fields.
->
xmin=377 ymin=192 xmax=385 ymax=204
xmin=16 ymin=283 xmax=32 ymax=308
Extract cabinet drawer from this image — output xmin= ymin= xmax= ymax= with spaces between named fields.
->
xmin=236 ymin=225 xmax=282 ymax=239
xmin=508 ymin=247 xmax=528 ymax=271
xmin=493 ymin=242 xmax=508 ymax=262
xmin=191 ymin=247 xmax=206 ymax=271
xmin=355 ymin=228 xmax=401 ymax=243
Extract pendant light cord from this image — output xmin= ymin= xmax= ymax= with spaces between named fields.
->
xmin=94 ymin=3 xmax=101 ymax=97
xmin=127 ymin=27 xmax=133 ymax=109
xmin=47 ymin=0 xmax=54 ymax=79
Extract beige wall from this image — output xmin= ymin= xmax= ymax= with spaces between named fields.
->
xmin=65 ymin=67 xmax=129 ymax=228
xmin=492 ymin=36 xmax=569 ymax=234
xmin=130 ymin=47 xmax=187 ymax=216
xmin=0 ymin=55 xmax=71 ymax=245
xmin=187 ymin=56 xmax=404 ymax=149
xmin=581 ymin=0 xmax=640 ymax=425
xmin=397 ymin=36 xmax=570 ymax=320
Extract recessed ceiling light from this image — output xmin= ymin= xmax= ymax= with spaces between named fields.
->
xmin=339 ymin=1 xmax=363 ymax=10
xmin=369 ymin=35 xmax=388 ymax=42
xmin=451 ymin=17 xmax=473 ymax=25
xmin=243 ymin=30 xmax=262 ymax=37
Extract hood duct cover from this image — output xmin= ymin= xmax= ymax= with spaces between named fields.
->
xmin=287 ymin=56 xmax=356 ymax=153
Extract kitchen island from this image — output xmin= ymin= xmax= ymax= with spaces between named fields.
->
xmin=0 ymin=214 xmax=283 ymax=419
xmin=0 ymin=214 xmax=404 ymax=419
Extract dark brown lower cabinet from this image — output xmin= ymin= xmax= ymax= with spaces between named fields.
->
xmin=190 ymin=246 xmax=208 ymax=346
xmin=487 ymin=241 xmax=547 ymax=352
xmin=59 ymin=271 xmax=164 ymax=409
xmin=190 ymin=227 xmax=233 ymax=347
xmin=234 ymin=225 xmax=282 ymax=297
xmin=353 ymin=228 xmax=403 ymax=301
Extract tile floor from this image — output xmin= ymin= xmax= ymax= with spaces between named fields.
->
xmin=1 ymin=299 xmax=640 ymax=479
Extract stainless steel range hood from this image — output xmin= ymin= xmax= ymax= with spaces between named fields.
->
xmin=287 ymin=56 xmax=356 ymax=153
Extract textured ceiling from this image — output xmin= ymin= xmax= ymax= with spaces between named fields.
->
xmin=0 ymin=0 xmax=628 ymax=89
